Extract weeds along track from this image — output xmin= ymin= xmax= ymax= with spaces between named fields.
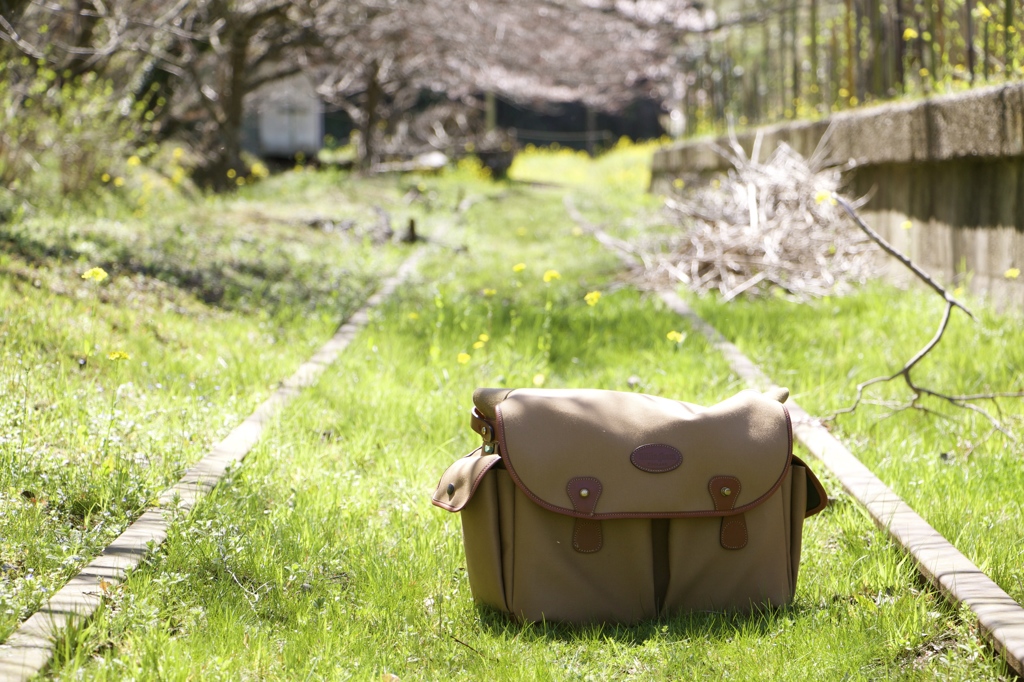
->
xmin=579 ymin=219 xmax=1024 ymax=678
xmin=0 ymin=244 xmax=434 ymax=681
xmin=1 ymin=152 xmax=1019 ymax=679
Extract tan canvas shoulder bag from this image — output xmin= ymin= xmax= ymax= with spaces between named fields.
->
xmin=432 ymin=387 xmax=827 ymax=624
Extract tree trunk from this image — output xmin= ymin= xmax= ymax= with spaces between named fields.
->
xmin=790 ymin=0 xmax=800 ymax=114
xmin=1006 ymin=0 xmax=1016 ymax=70
xmin=360 ymin=63 xmax=381 ymax=170
xmin=63 ymin=0 xmax=101 ymax=79
xmin=809 ymin=0 xmax=819 ymax=108
xmin=844 ymin=0 xmax=854 ymax=103
xmin=198 ymin=24 xmax=249 ymax=189
xmin=965 ymin=0 xmax=975 ymax=80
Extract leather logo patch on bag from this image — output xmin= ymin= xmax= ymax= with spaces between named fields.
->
xmin=630 ymin=444 xmax=683 ymax=473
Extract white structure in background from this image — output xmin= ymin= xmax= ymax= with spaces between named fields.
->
xmin=244 ymin=73 xmax=324 ymax=157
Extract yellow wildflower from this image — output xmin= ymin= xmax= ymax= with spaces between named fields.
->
xmin=543 ymin=270 xmax=561 ymax=283
xmin=127 ymin=155 xmax=141 ymax=167
xmin=571 ymin=226 xmax=584 ymax=237
xmin=457 ymin=352 xmax=471 ymax=365
xmin=517 ymin=227 xmax=528 ymax=237
xmin=226 ymin=168 xmax=237 ymax=179
xmin=483 ymin=288 xmax=497 ymax=297
xmin=113 ymin=177 xmax=125 ymax=187
xmin=101 ymin=173 xmax=111 ymax=183
xmin=107 ymin=351 xmax=130 ymax=361
xmin=172 ymin=147 xmax=184 ymax=160
xmin=666 ymin=330 xmax=686 ymax=343
xmin=81 ymin=267 xmax=108 ymax=282
xmin=584 ymin=291 xmax=602 ymax=306
xmin=473 ymin=341 xmax=485 ymax=350
xmin=407 ymin=312 xmax=419 ymax=320
xmin=478 ymin=334 xmax=490 ymax=342
xmin=512 ymin=263 xmax=526 ymax=273
xmin=1005 ymin=267 xmax=1021 ymax=279
xmin=672 ymin=178 xmax=685 ymax=190
xmin=532 ymin=373 xmax=546 ymax=387
xmin=953 ymin=286 xmax=965 ymax=298
xmin=901 ymin=220 xmax=913 ymax=230
xmin=815 ymin=190 xmax=836 ymax=206
xmin=903 ymin=28 xmax=919 ymax=40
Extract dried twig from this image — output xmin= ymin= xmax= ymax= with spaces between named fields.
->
xmin=629 ymin=139 xmax=1022 ymax=440
xmin=826 ymin=196 xmax=1024 ymax=439
xmin=641 ymin=141 xmax=881 ymax=299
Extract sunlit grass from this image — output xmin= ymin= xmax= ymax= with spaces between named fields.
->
xmin=41 ymin=165 xmax=1012 ymax=680
xmin=0 ymin=167 xmax=412 ymax=641
xmin=689 ymin=284 xmax=1024 ymax=609
xmin=508 ymin=138 xmax=665 ymax=198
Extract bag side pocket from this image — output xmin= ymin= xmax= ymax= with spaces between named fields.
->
xmin=461 ymin=470 xmax=508 ymax=612
xmin=789 ymin=464 xmax=809 ymax=591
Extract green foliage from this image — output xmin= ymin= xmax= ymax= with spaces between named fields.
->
xmin=0 ymin=59 xmax=152 ymax=215
xmin=683 ymin=0 xmax=1024 ymax=138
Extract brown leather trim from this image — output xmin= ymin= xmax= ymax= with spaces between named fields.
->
xmin=430 ymin=449 xmax=503 ymax=512
xmin=495 ymin=404 xmax=794 ymax=520
xmin=567 ymin=477 xmax=604 ymax=552
xmin=470 ymin=409 xmax=495 ymax=443
xmin=630 ymin=444 xmax=683 ymax=473
xmin=709 ymin=475 xmax=747 ymax=549
xmin=782 ymin=404 xmax=794 ymax=459
xmin=708 ymin=476 xmax=741 ymax=511
xmin=567 ymin=477 xmax=602 ymax=514
xmin=720 ymin=515 xmax=748 ymax=549
xmin=572 ymin=519 xmax=603 ymax=553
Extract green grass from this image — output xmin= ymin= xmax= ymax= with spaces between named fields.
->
xmin=689 ymin=285 xmax=1024 ymax=608
xmin=34 ymin=149 xmax=1013 ymax=679
xmin=0 ymin=168 xmax=416 ymax=640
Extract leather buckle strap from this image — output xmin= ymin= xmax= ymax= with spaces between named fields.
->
xmin=470 ymin=409 xmax=497 ymax=451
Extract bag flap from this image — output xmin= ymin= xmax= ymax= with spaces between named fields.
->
xmin=431 ymin=449 xmax=502 ymax=512
xmin=494 ymin=389 xmax=792 ymax=519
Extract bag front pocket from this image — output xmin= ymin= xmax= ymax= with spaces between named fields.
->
xmin=507 ymin=488 xmax=657 ymax=624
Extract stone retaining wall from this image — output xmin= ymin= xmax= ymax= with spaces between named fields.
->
xmin=650 ymin=82 xmax=1024 ymax=311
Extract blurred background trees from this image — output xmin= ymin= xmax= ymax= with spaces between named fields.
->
xmin=2 ymin=0 xmax=1023 ymax=202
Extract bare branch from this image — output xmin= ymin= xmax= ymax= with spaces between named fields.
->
xmin=834 ymin=194 xmax=975 ymax=321
xmin=822 ymin=200 xmax=1024 ymax=440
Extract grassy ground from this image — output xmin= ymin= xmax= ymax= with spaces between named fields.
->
xmin=31 ymin=149 xmax=1014 ymax=679
xmin=690 ymin=285 xmax=1024 ymax=608
xmin=0 ymin=168 xmax=415 ymax=641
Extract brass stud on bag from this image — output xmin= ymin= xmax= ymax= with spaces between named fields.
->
xmin=721 ymin=486 xmax=732 ymax=497
xmin=579 ymin=488 xmax=590 ymax=498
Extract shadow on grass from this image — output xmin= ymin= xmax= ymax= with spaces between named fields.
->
xmin=474 ymin=601 xmax=802 ymax=647
xmin=0 ymin=225 xmax=380 ymax=318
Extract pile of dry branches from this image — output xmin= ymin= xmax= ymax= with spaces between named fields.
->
xmin=645 ymin=136 xmax=882 ymax=300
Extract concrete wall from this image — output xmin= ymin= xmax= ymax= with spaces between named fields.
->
xmin=650 ymin=82 xmax=1024 ymax=311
